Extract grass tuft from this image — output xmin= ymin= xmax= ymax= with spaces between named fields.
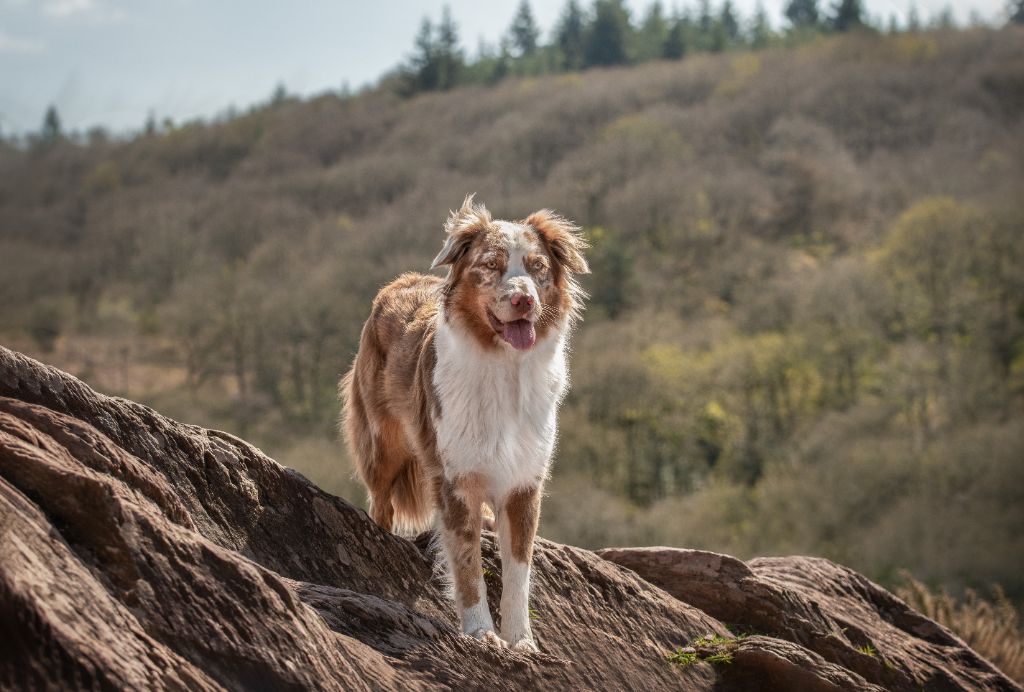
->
xmin=667 ymin=633 xmax=739 ymax=670
xmin=856 ymin=644 xmax=877 ymax=657
xmin=896 ymin=572 xmax=1023 ymax=683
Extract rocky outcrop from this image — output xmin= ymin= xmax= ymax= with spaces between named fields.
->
xmin=599 ymin=548 xmax=1019 ymax=691
xmin=0 ymin=345 xmax=1018 ymax=691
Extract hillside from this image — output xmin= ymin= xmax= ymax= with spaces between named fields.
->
xmin=0 ymin=26 xmax=1022 ymax=610
xmin=1 ymin=345 xmax=1020 ymax=690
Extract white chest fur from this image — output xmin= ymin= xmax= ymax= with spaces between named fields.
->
xmin=432 ymin=313 xmax=568 ymax=500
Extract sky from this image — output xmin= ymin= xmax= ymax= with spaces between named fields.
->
xmin=0 ymin=0 xmax=1009 ymax=136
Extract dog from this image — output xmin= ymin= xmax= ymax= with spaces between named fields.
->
xmin=341 ymin=195 xmax=588 ymax=651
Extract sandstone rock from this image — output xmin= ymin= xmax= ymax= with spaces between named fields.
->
xmin=598 ymin=547 xmax=1020 ymax=691
xmin=0 ymin=345 xmax=1017 ymax=690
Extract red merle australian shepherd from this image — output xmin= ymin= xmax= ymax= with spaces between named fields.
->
xmin=341 ymin=195 xmax=588 ymax=651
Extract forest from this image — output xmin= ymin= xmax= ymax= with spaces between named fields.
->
xmin=1 ymin=6 xmax=1022 ymax=624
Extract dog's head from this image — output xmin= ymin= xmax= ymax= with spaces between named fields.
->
xmin=432 ymin=195 xmax=589 ymax=352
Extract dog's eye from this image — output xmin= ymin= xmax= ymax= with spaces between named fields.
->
xmin=485 ymin=259 xmax=498 ymax=270
xmin=531 ymin=259 xmax=546 ymax=272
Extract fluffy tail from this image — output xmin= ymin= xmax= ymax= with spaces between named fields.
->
xmin=387 ymin=460 xmax=434 ymax=537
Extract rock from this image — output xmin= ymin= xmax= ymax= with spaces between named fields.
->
xmin=0 ymin=344 xmax=1017 ymax=691
xmin=598 ymin=547 xmax=1020 ymax=691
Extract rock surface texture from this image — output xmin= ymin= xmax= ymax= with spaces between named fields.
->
xmin=0 ymin=345 xmax=1018 ymax=691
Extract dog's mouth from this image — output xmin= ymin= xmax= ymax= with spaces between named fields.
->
xmin=486 ymin=310 xmax=536 ymax=351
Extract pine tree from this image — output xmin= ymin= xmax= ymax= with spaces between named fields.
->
xmin=556 ymin=0 xmax=586 ymax=70
xmin=720 ymin=0 xmax=741 ymax=44
xmin=1011 ymin=0 xmax=1024 ymax=23
xmin=750 ymin=1 xmax=772 ymax=47
xmin=663 ymin=14 xmax=688 ymax=59
xmin=584 ymin=0 xmax=631 ymax=67
xmin=830 ymin=0 xmax=863 ymax=31
xmin=785 ymin=0 xmax=820 ymax=28
xmin=407 ymin=18 xmax=439 ymax=92
xmin=436 ymin=6 xmax=463 ymax=90
xmin=906 ymin=3 xmax=921 ymax=30
xmin=933 ymin=5 xmax=954 ymax=28
xmin=696 ymin=0 xmax=714 ymax=50
xmin=636 ymin=1 xmax=669 ymax=61
xmin=41 ymin=105 xmax=61 ymax=142
xmin=508 ymin=0 xmax=540 ymax=57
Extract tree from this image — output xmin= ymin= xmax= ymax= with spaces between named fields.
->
xmin=270 ymin=83 xmax=288 ymax=106
xmin=435 ymin=6 xmax=463 ymax=90
xmin=405 ymin=8 xmax=463 ymax=93
xmin=694 ymin=0 xmax=714 ymax=50
xmin=41 ymin=105 xmax=62 ymax=142
xmin=508 ymin=0 xmax=540 ymax=57
xmin=830 ymin=0 xmax=864 ymax=31
xmin=785 ymin=0 xmax=820 ymax=28
xmin=636 ymin=1 xmax=669 ymax=61
xmin=932 ymin=5 xmax=954 ymax=28
xmin=556 ymin=0 xmax=587 ymax=70
xmin=407 ymin=18 xmax=440 ymax=92
xmin=144 ymin=110 xmax=157 ymax=136
xmin=1011 ymin=0 xmax=1024 ymax=23
xmin=584 ymin=0 xmax=631 ymax=68
xmin=663 ymin=14 xmax=689 ymax=59
xmin=720 ymin=0 xmax=741 ymax=45
xmin=750 ymin=1 xmax=772 ymax=47
xmin=906 ymin=3 xmax=921 ymax=29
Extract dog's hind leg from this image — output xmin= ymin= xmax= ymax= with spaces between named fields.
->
xmin=343 ymin=369 xmax=408 ymax=533
xmin=360 ymin=416 xmax=413 ymax=533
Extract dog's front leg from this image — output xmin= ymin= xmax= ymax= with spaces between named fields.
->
xmin=439 ymin=477 xmax=502 ymax=645
xmin=497 ymin=484 xmax=541 ymax=652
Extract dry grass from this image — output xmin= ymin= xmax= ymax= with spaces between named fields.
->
xmin=897 ymin=573 xmax=1024 ymax=683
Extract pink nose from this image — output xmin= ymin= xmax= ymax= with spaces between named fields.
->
xmin=510 ymin=293 xmax=534 ymax=313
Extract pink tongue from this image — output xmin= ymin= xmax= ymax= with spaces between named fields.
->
xmin=502 ymin=319 xmax=536 ymax=350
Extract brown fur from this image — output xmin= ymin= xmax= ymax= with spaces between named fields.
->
xmin=341 ymin=197 xmax=589 ymax=642
xmin=340 ymin=273 xmax=443 ymax=534
xmin=503 ymin=485 xmax=541 ymax=563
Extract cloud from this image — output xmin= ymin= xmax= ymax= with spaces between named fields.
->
xmin=43 ymin=0 xmax=96 ymax=16
xmin=0 ymin=30 xmax=44 ymax=54
xmin=41 ymin=0 xmax=126 ymax=23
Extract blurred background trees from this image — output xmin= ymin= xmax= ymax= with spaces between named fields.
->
xmin=1 ymin=14 xmax=1022 ymax=619
xmin=396 ymin=0 xmax=901 ymax=94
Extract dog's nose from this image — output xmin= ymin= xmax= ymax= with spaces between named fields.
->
xmin=510 ymin=292 xmax=534 ymax=314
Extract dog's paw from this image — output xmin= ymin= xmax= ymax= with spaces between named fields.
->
xmin=508 ymin=636 xmax=539 ymax=653
xmin=469 ymin=628 xmax=507 ymax=647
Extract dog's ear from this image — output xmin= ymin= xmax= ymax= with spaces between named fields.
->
xmin=524 ymin=209 xmax=590 ymax=275
xmin=431 ymin=194 xmax=492 ymax=269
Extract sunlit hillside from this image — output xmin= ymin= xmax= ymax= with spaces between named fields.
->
xmin=1 ymin=27 xmax=1022 ymax=607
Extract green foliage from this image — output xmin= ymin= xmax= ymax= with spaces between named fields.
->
xmin=829 ymin=0 xmax=864 ymax=31
xmin=785 ymin=0 xmax=820 ymax=28
xmin=663 ymin=16 xmax=688 ymax=58
xmin=1011 ymin=0 xmax=1024 ymax=24
xmin=585 ymin=0 xmax=631 ymax=67
xmin=668 ymin=634 xmax=739 ymax=668
xmin=41 ymin=105 xmax=62 ymax=143
xmin=508 ymin=1 xmax=540 ymax=57
xmin=395 ymin=0 xmax=801 ymax=96
xmin=404 ymin=8 xmax=464 ymax=94
xmin=556 ymin=0 xmax=587 ymax=70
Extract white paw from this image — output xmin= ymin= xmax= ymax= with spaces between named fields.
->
xmin=507 ymin=636 xmax=539 ymax=653
xmin=469 ymin=628 xmax=507 ymax=647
